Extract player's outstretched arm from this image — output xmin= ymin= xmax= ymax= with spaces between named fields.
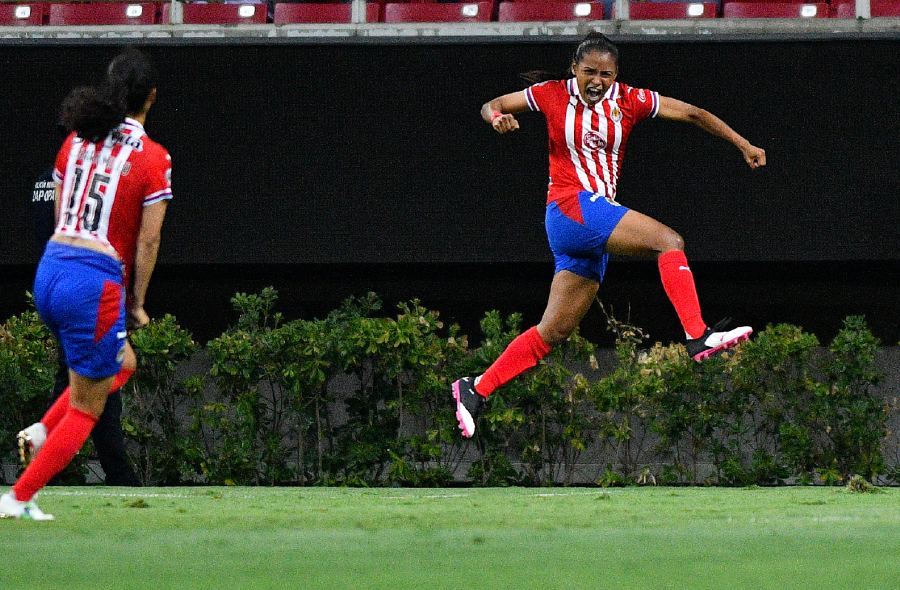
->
xmin=481 ymin=91 xmax=530 ymax=134
xmin=657 ymin=96 xmax=766 ymax=170
xmin=130 ymin=200 xmax=168 ymax=329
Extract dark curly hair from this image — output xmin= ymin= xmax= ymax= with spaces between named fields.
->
xmin=59 ymin=48 xmax=157 ymax=142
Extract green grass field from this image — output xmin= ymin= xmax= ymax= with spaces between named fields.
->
xmin=1 ymin=486 xmax=898 ymax=589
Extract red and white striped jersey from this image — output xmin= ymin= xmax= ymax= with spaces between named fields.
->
xmin=525 ymin=79 xmax=659 ymax=222
xmin=53 ymin=117 xmax=172 ymax=284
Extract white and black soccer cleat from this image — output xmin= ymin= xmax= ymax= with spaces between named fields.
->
xmin=685 ymin=319 xmax=753 ymax=362
xmin=451 ymin=377 xmax=485 ymax=438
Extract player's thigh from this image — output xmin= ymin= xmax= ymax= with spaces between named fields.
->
xmin=606 ymin=209 xmax=683 ymax=257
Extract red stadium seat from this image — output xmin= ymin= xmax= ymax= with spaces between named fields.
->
xmin=627 ymin=2 xmax=717 ymax=18
xmin=274 ymin=2 xmax=381 ymax=24
xmin=723 ymin=2 xmax=829 ymax=16
xmin=47 ymin=3 xmax=159 ymax=26
xmin=831 ymin=1 xmax=855 ymax=16
xmin=178 ymin=2 xmax=268 ymax=24
xmin=0 ymin=3 xmax=45 ymax=26
xmin=832 ymin=0 xmax=900 ymax=16
xmin=383 ymin=1 xmax=493 ymax=22
xmin=497 ymin=1 xmax=604 ymax=21
xmin=871 ymin=0 xmax=900 ymax=15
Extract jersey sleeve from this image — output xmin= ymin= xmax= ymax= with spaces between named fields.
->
xmin=143 ymin=146 xmax=173 ymax=206
xmin=628 ymin=86 xmax=661 ymax=123
xmin=524 ymin=81 xmax=559 ymax=113
xmin=52 ymin=133 xmax=76 ymax=184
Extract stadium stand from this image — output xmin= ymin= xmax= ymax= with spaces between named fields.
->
xmin=0 ymin=0 xmax=896 ymax=26
xmin=46 ymin=3 xmax=159 ymax=26
xmin=832 ymin=0 xmax=900 ymax=15
xmin=626 ymin=2 xmax=718 ymax=18
xmin=274 ymin=2 xmax=381 ymax=23
xmin=0 ymin=3 xmax=44 ymax=26
xmin=383 ymin=1 xmax=494 ymax=22
xmin=871 ymin=0 xmax=900 ymax=14
xmin=831 ymin=1 xmax=856 ymax=16
xmin=497 ymin=1 xmax=604 ymax=21
xmin=171 ymin=2 xmax=269 ymax=24
xmin=722 ymin=2 xmax=829 ymax=16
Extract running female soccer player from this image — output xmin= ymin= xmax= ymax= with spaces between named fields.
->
xmin=1 ymin=48 xmax=172 ymax=519
xmin=452 ymin=32 xmax=766 ymax=439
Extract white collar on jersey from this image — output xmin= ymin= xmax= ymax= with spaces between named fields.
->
xmin=567 ymin=78 xmax=620 ymax=108
xmin=123 ymin=117 xmax=144 ymax=131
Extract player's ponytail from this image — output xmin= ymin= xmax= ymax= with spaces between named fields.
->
xmin=520 ymin=32 xmax=619 ymax=85
xmin=59 ymin=48 xmax=157 ymax=143
xmin=519 ymin=70 xmax=562 ymax=85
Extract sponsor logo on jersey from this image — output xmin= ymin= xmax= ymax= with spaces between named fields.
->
xmin=583 ymin=130 xmax=607 ymax=151
xmin=637 ymin=89 xmax=647 ymax=103
xmin=111 ymin=131 xmax=144 ymax=151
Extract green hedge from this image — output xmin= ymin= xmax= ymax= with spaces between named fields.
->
xmin=1 ymin=289 xmax=895 ymax=487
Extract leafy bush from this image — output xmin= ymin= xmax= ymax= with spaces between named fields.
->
xmin=124 ymin=313 xmax=200 ymax=485
xmin=0 ymin=306 xmax=57 ymax=468
xmin=2 ymin=289 xmax=894 ymax=488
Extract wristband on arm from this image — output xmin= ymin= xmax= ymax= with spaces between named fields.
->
xmin=490 ymin=110 xmax=503 ymax=122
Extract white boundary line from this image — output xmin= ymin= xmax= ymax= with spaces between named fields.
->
xmin=39 ymin=489 xmax=620 ymax=501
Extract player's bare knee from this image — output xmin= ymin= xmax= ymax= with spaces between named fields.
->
xmin=70 ymin=389 xmax=107 ymax=418
xmin=539 ymin=319 xmax=576 ymax=344
xmin=658 ymin=230 xmax=685 ymax=253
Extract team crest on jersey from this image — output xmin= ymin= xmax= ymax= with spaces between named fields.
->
xmin=583 ymin=130 xmax=607 ymax=151
xmin=637 ymin=89 xmax=647 ymax=103
xmin=610 ymin=106 xmax=623 ymax=123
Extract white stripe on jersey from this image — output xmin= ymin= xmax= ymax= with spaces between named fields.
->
xmin=565 ymin=97 xmax=595 ymax=194
xmin=95 ymin=139 xmax=136 ymax=240
xmin=56 ymin=124 xmax=144 ymax=248
xmin=60 ymin=140 xmax=96 ymax=235
xmin=606 ymin=100 xmax=623 ymax=199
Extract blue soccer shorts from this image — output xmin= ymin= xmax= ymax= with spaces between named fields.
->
xmin=545 ymin=191 xmax=630 ymax=283
xmin=33 ymin=241 xmax=127 ymax=379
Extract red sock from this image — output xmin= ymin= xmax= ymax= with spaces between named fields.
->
xmin=40 ymin=386 xmax=71 ymax=434
xmin=110 ymin=367 xmax=135 ymax=392
xmin=474 ymin=326 xmax=552 ymax=398
xmin=41 ymin=367 xmax=134 ymax=433
xmin=13 ymin=407 xmax=97 ymax=502
xmin=658 ymin=250 xmax=707 ymax=339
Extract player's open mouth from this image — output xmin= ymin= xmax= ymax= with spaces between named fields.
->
xmin=585 ymin=87 xmax=603 ymax=101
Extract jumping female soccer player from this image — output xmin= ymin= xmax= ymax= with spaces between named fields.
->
xmin=452 ymin=32 xmax=766 ymax=438
xmin=1 ymin=48 xmax=172 ymax=519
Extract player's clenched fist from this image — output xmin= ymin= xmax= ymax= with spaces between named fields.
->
xmin=491 ymin=112 xmax=520 ymax=134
